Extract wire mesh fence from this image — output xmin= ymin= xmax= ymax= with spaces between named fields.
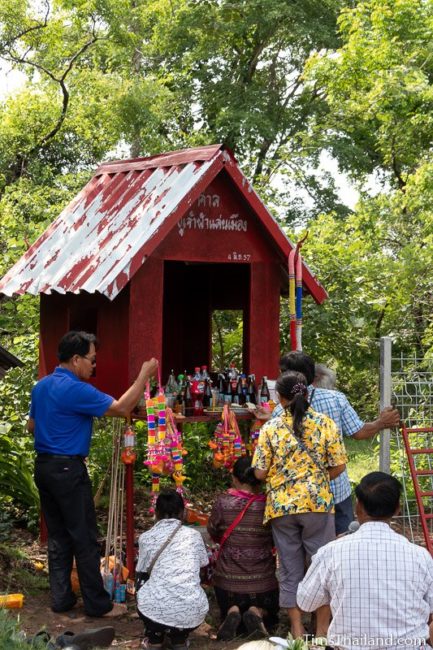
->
xmin=388 ymin=350 xmax=433 ymax=546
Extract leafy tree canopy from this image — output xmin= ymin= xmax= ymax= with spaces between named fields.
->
xmin=2 ymin=0 xmax=433 ymax=514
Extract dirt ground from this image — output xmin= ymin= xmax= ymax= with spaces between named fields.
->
xmin=9 ymin=578 xmax=276 ymax=649
xmin=4 ymin=533 xmax=281 ymax=649
xmin=4 ymin=509 xmax=427 ymax=649
xmin=10 ymin=588 xmax=221 ymax=648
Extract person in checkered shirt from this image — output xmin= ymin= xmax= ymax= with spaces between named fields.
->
xmin=259 ymin=351 xmax=400 ymax=536
xmin=297 ymin=472 xmax=433 ymax=650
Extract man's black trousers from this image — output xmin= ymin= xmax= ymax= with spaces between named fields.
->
xmin=34 ymin=456 xmax=112 ymax=617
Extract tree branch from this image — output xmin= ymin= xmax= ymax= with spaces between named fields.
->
xmin=390 ymin=132 xmax=406 ymax=191
xmin=1 ymin=0 xmax=50 ymax=51
xmin=4 ymin=23 xmax=100 ymax=179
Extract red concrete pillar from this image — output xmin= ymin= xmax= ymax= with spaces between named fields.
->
xmin=39 ymin=294 xmax=69 ymax=377
xmin=247 ymin=261 xmax=280 ymax=381
xmin=128 ymin=258 xmax=164 ymax=383
xmin=125 ymin=464 xmax=135 ymax=578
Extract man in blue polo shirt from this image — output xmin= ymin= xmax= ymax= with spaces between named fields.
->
xmin=28 ymin=331 xmax=158 ymax=618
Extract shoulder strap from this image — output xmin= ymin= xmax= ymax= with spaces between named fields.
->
xmin=147 ymin=521 xmax=182 ymax=574
xmin=215 ymin=495 xmax=258 ymax=561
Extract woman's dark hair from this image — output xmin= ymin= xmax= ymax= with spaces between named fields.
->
xmin=155 ymin=489 xmax=184 ymax=520
xmin=232 ymin=456 xmax=261 ymax=487
xmin=355 ymin=472 xmax=402 ymax=519
xmin=275 ymin=371 xmax=309 ymax=438
xmin=279 ymin=351 xmax=315 ymax=385
xmin=57 ymin=331 xmax=98 ymax=362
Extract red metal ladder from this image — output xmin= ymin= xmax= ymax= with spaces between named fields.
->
xmin=401 ymin=424 xmax=433 ymax=555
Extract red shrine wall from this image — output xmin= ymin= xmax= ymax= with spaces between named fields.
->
xmin=247 ymin=261 xmax=280 ymax=381
xmin=154 ymin=170 xmax=282 ymax=265
xmin=38 ymin=169 xmax=284 ymax=393
xmin=39 ymin=290 xmax=130 ymax=398
xmin=128 ymin=257 xmax=164 ymax=386
xmin=129 ymin=170 xmax=282 ymax=380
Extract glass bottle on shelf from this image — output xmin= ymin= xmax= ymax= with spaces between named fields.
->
xmin=202 ymin=378 xmax=212 ymax=408
xmin=241 ymin=374 xmax=248 ymax=402
xmin=235 ymin=376 xmax=245 ymax=405
xmin=224 ymin=373 xmax=232 ymax=404
xmin=247 ymin=374 xmax=257 ymax=404
xmin=193 ymin=367 xmax=202 ymax=381
xmin=217 ymin=373 xmax=225 ymax=406
xmin=165 ymin=370 xmax=178 ymax=409
xmin=260 ymin=376 xmax=271 ymax=405
xmin=184 ymin=380 xmax=194 ymax=417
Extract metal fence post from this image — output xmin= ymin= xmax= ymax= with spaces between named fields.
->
xmin=379 ymin=336 xmax=392 ymax=473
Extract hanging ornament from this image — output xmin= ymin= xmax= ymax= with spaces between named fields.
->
xmin=209 ymin=405 xmax=246 ymax=470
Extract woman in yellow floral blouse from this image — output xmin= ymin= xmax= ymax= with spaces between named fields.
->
xmin=251 ymin=370 xmax=347 ymax=640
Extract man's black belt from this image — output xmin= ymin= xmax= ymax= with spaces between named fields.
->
xmin=36 ymin=453 xmax=85 ymax=460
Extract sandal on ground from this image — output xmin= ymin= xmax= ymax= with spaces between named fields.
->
xmin=140 ymin=639 xmax=163 ymax=649
xmin=217 ymin=611 xmax=242 ymax=641
xmin=242 ymin=611 xmax=268 ymax=638
xmin=26 ymin=630 xmax=56 ymax=649
xmin=56 ymin=626 xmax=115 ymax=649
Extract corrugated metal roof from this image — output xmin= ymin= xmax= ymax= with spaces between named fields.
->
xmin=0 ymin=144 xmax=327 ymax=303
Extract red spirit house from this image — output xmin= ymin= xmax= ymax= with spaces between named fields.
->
xmin=0 ymin=144 xmax=326 ymax=393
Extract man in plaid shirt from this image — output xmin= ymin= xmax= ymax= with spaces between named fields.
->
xmin=267 ymin=352 xmax=400 ymax=535
xmin=297 ymin=472 xmax=433 ymax=650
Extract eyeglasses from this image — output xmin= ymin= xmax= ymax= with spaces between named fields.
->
xmin=81 ymin=355 xmax=97 ymax=366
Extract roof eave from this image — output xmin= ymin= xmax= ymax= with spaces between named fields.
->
xmin=219 ymin=153 xmax=328 ymax=305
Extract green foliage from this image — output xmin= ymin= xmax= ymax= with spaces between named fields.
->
xmin=2 ymin=0 xmax=433 ymax=521
xmin=0 ymin=510 xmax=13 ymax=542
xmin=0 ymin=543 xmax=49 ymax=596
xmin=211 ymin=310 xmax=243 ymax=372
xmin=283 ymin=0 xmax=433 ymax=414
xmin=345 ymin=436 xmax=379 ymax=487
xmin=0 ymin=609 xmax=49 ymax=649
xmin=0 ymin=336 xmax=39 ymax=517
xmin=181 ymin=422 xmax=230 ymax=496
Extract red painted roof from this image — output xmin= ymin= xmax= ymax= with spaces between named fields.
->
xmin=0 ymin=144 xmax=327 ymax=303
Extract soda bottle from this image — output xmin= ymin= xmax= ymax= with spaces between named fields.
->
xmin=175 ymin=374 xmax=185 ymax=414
xmin=241 ymin=374 xmax=248 ymax=402
xmin=224 ymin=371 xmax=232 ymax=404
xmin=166 ymin=370 xmax=178 ymax=391
xmin=184 ymin=380 xmax=194 ymax=417
xmin=236 ymin=376 xmax=245 ymax=405
xmin=247 ymin=374 xmax=257 ymax=405
xmin=201 ymin=365 xmax=210 ymax=380
xmin=165 ymin=370 xmax=178 ymax=409
xmin=193 ymin=367 xmax=202 ymax=381
xmin=202 ymin=378 xmax=212 ymax=407
xmin=227 ymin=363 xmax=237 ymax=401
xmin=217 ymin=373 xmax=225 ymax=406
xmin=177 ymin=373 xmax=185 ymax=390
xmin=260 ymin=376 xmax=271 ymax=405
xmin=191 ymin=366 xmax=204 ymax=415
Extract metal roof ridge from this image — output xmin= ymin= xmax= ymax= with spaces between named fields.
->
xmin=95 ymin=143 xmax=225 ymax=175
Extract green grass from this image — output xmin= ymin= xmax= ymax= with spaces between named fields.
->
xmin=0 ymin=544 xmax=49 ymax=596
xmin=345 ymin=435 xmax=380 ymax=488
xmin=0 ymin=610 xmax=48 ymax=649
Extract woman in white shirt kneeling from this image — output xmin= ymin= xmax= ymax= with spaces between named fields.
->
xmin=136 ymin=489 xmax=209 ymax=649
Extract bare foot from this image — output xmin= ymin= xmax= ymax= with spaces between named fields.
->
xmin=291 ymin=625 xmax=306 ymax=640
xmin=101 ymin=603 xmax=127 ymax=618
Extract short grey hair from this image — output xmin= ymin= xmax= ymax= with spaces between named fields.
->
xmin=314 ymin=363 xmax=336 ymax=390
